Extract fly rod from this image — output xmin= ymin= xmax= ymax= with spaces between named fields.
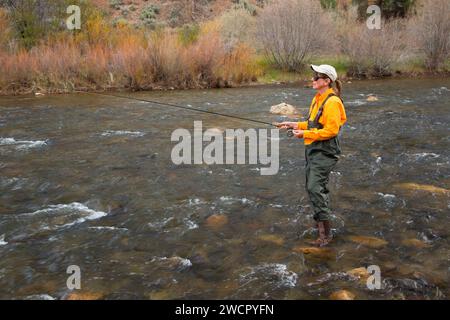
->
xmin=75 ymin=90 xmax=295 ymax=137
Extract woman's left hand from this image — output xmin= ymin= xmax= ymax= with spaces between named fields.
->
xmin=292 ymin=130 xmax=304 ymax=138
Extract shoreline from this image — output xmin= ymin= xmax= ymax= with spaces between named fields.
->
xmin=1 ymin=70 xmax=449 ymax=97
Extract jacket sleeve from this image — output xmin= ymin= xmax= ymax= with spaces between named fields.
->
xmin=303 ymin=99 xmax=342 ymax=141
xmin=297 ymin=121 xmax=308 ymax=130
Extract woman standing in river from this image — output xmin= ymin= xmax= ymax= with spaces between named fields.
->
xmin=277 ymin=64 xmax=347 ymax=246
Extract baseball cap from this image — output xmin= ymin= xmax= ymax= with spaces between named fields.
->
xmin=310 ymin=64 xmax=338 ymax=82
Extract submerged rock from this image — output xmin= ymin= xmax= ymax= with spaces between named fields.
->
xmin=292 ymin=246 xmax=334 ymax=258
xmin=394 ymin=183 xmax=449 ymax=195
xmin=347 ymin=267 xmax=370 ymax=279
xmin=257 ymin=234 xmax=284 ymax=246
xmin=348 ymin=235 xmax=388 ymax=248
xmin=347 ymin=267 xmax=370 ymax=284
xmin=152 ymin=256 xmax=192 ymax=272
xmin=329 ymin=290 xmax=356 ymax=300
xmin=148 ymin=289 xmax=174 ymax=300
xmin=205 ymin=214 xmax=228 ymax=229
xmin=270 ymin=103 xmax=298 ymax=115
xmin=366 ymin=95 xmax=378 ymax=102
xmin=65 ymin=292 xmax=104 ymax=300
xmin=401 ymin=238 xmax=431 ymax=249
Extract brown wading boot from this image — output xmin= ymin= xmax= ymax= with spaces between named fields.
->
xmin=311 ymin=220 xmax=333 ymax=247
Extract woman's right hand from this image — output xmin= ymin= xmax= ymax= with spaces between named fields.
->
xmin=275 ymin=122 xmax=298 ymax=130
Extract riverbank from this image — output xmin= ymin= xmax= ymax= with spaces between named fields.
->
xmin=2 ymin=68 xmax=449 ymax=97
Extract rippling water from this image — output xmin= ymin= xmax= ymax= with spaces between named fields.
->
xmin=0 ymin=78 xmax=449 ymax=300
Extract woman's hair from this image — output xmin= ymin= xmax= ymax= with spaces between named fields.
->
xmin=326 ymin=78 xmax=342 ymax=98
xmin=333 ymin=80 xmax=342 ymax=98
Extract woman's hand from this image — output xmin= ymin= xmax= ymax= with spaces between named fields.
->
xmin=274 ymin=122 xmax=298 ymax=130
xmin=292 ymin=130 xmax=304 ymax=138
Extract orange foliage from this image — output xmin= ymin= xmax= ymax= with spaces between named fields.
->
xmin=0 ymin=17 xmax=260 ymax=94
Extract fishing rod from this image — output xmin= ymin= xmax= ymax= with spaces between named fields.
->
xmin=75 ymin=90 xmax=295 ymax=137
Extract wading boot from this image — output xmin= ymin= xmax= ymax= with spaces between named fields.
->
xmin=311 ymin=220 xmax=333 ymax=247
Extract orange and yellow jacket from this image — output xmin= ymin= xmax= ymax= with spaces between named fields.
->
xmin=297 ymin=88 xmax=347 ymax=145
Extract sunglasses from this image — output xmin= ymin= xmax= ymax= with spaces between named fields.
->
xmin=313 ymin=73 xmax=329 ymax=81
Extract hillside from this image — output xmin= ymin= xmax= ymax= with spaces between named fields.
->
xmin=92 ymin=0 xmax=266 ymax=27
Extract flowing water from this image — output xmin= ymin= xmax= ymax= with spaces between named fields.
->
xmin=0 ymin=79 xmax=449 ymax=300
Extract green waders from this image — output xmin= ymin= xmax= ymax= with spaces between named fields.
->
xmin=304 ymin=93 xmax=342 ymax=222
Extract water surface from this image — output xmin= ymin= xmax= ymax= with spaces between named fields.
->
xmin=0 ymin=79 xmax=449 ymax=299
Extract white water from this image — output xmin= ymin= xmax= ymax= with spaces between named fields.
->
xmin=241 ymin=263 xmax=298 ymax=289
xmin=0 ymin=234 xmax=7 ymax=246
xmin=0 ymin=137 xmax=47 ymax=150
xmin=100 ymin=130 xmax=145 ymax=137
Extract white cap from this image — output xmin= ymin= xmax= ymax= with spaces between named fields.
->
xmin=311 ymin=64 xmax=338 ymax=82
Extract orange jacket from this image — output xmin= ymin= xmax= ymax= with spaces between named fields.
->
xmin=297 ymin=88 xmax=347 ymax=145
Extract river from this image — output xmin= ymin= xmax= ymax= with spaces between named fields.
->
xmin=0 ymin=78 xmax=449 ymax=299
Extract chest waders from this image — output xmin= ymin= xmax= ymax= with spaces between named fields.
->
xmin=305 ymin=93 xmax=343 ymax=222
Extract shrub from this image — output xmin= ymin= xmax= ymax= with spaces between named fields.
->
xmin=109 ymin=0 xmax=123 ymax=10
xmin=3 ymin=0 xmax=64 ymax=49
xmin=409 ymin=0 xmax=450 ymax=71
xmin=233 ymin=0 xmax=258 ymax=16
xmin=352 ymin=0 xmax=417 ymax=19
xmin=257 ymin=0 xmax=331 ymax=71
xmin=0 ymin=8 xmax=12 ymax=51
xmin=336 ymin=6 xmax=406 ymax=77
xmin=140 ymin=4 xmax=161 ymax=29
xmin=178 ymin=24 xmax=201 ymax=46
xmin=218 ymin=8 xmax=257 ymax=51
xmin=0 ymin=22 xmax=261 ymax=94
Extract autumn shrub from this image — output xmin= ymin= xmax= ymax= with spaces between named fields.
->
xmin=257 ymin=0 xmax=331 ymax=71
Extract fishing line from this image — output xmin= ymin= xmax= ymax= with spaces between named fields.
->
xmin=76 ymin=90 xmax=277 ymax=127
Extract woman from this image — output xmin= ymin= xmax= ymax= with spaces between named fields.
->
xmin=277 ymin=64 xmax=347 ymax=246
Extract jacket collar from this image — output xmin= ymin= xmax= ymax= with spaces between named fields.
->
xmin=315 ymin=88 xmax=335 ymax=101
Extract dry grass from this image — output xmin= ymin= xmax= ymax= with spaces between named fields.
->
xmin=0 ymin=18 xmax=260 ymax=94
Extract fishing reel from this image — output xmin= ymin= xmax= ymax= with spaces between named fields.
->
xmin=274 ymin=118 xmax=296 ymax=138
xmin=286 ymin=128 xmax=294 ymax=137
xmin=273 ymin=122 xmax=295 ymax=137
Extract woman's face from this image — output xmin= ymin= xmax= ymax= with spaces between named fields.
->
xmin=312 ymin=73 xmax=330 ymax=90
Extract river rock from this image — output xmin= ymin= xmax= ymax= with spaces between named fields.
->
xmin=347 ymin=267 xmax=370 ymax=279
xmin=329 ymin=290 xmax=356 ymax=300
xmin=348 ymin=235 xmax=388 ymax=248
xmin=153 ymin=256 xmax=192 ymax=272
xmin=401 ymin=238 xmax=430 ymax=249
xmin=65 ymin=292 xmax=104 ymax=300
xmin=270 ymin=103 xmax=298 ymax=115
xmin=394 ymin=183 xmax=449 ymax=195
xmin=292 ymin=246 xmax=334 ymax=258
xmin=258 ymin=234 xmax=284 ymax=246
xmin=347 ymin=267 xmax=370 ymax=284
xmin=148 ymin=289 xmax=174 ymax=300
xmin=205 ymin=214 xmax=228 ymax=229
xmin=366 ymin=95 xmax=378 ymax=102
